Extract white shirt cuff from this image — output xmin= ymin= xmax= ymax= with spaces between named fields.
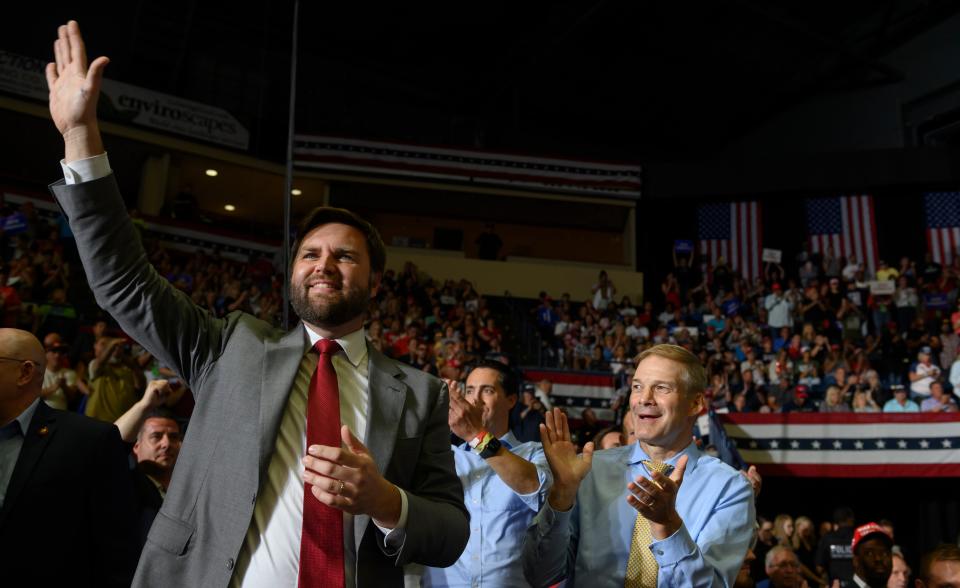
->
xmin=374 ymin=487 xmax=408 ymax=548
xmin=60 ymin=152 xmax=111 ymax=185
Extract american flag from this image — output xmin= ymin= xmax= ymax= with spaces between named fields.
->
xmin=805 ymin=195 xmax=879 ymax=277
xmin=697 ymin=202 xmax=762 ymax=281
xmin=523 ymin=369 xmax=617 ymax=423
xmin=714 ymin=413 xmax=960 ymax=477
xmin=924 ymin=192 xmax=960 ymax=265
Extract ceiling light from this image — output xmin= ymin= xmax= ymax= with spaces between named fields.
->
xmin=291 ymin=188 xmax=302 ymax=196
xmin=205 ymin=169 xmax=218 ymax=177
xmin=224 ymin=204 xmax=236 ymax=212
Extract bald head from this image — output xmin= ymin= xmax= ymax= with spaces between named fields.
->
xmin=0 ymin=329 xmax=46 ymax=367
xmin=0 ymin=329 xmax=47 ymax=423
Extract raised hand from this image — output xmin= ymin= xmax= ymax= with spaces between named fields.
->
xmin=141 ymin=379 xmax=172 ymax=408
xmin=302 ymin=425 xmax=402 ymax=528
xmin=45 ymin=20 xmax=108 ymax=160
xmin=446 ymin=378 xmax=484 ymax=441
xmin=542 ymin=408 xmax=593 ymax=511
xmin=626 ymin=454 xmax=688 ymax=539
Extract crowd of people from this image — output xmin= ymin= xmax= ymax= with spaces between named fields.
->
xmin=5 ymin=18 xmax=960 ymax=588
xmin=531 ymin=249 xmax=960 ymax=416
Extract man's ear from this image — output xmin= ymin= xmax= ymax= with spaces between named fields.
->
xmin=687 ymin=392 xmax=705 ymax=417
xmin=369 ymin=271 xmax=382 ymax=298
xmin=507 ymin=393 xmax=518 ymax=410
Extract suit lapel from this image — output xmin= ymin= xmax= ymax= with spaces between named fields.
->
xmin=0 ymin=402 xmax=57 ymax=529
xmin=354 ymin=343 xmax=406 ymax=551
xmin=258 ymin=326 xmax=309 ymax=481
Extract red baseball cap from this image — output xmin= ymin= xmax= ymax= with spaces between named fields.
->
xmin=851 ymin=522 xmax=893 ymax=552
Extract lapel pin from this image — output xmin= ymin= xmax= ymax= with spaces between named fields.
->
xmin=38 ymin=425 xmax=49 ymax=436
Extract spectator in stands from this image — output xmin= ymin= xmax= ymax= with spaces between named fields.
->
xmin=883 ymin=385 xmax=919 ymax=413
xmin=887 ymin=552 xmax=910 ymax=588
xmin=85 ymin=336 xmax=145 ymax=423
xmin=513 ymin=383 xmax=545 ymax=443
xmin=783 ymin=386 xmax=816 ymax=413
xmin=758 ymin=545 xmax=802 ymax=588
xmin=821 ymin=385 xmax=851 ymax=412
xmin=916 ymin=544 xmax=960 ymax=588
xmin=817 ymin=506 xmax=856 ymax=588
xmin=426 ymin=363 xmax=549 ymax=586
xmin=754 ymin=516 xmax=778 ymax=581
xmin=773 ymin=514 xmax=795 ymax=546
xmin=594 ymin=425 xmax=623 ymax=449
xmin=894 ymin=276 xmax=919 ymax=335
xmin=920 ymin=381 xmax=957 ymax=412
xmin=909 ymin=347 xmax=940 ymax=400
xmin=852 ymin=389 xmax=881 ymax=413
xmin=532 ymin=378 xmax=554 ymax=411
xmin=765 ymin=283 xmax=795 ymax=331
xmin=875 ymin=260 xmax=898 ymax=282
xmin=41 ymin=339 xmax=82 ymax=410
xmin=851 ymin=522 xmax=893 ymax=588
xmin=114 ymin=379 xmax=182 ymax=546
xmin=792 ymin=516 xmax=821 ymax=588
xmin=592 ymin=270 xmax=617 ymax=311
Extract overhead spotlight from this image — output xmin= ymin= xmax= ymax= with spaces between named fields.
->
xmin=224 ymin=204 xmax=236 ymax=212
xmin=205 ymin=169 xmax=218 ymax=177
xmin=291 ymin=188 xmax=302 ymax=196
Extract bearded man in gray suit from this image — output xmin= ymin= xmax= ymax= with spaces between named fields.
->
xmin=44 ymin=20 xmax=468 ymax=588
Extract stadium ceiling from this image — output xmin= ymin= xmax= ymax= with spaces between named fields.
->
xmin=6 ymin=1 xmax=960 ymax=164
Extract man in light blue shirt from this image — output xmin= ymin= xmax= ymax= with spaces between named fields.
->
xmin=424 ymin=361 xmax=550 ymax=587
xmin=882 ymin=385 xmax=920 ymax=413
xmin=524 ymin=344 xmax=755 ymax=587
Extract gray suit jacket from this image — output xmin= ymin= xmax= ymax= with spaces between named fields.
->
xmin=51 ymin=174 xmax=469 ymax=587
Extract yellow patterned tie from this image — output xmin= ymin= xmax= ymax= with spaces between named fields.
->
xmin=624 ymin=460 xmax=672 ymax=588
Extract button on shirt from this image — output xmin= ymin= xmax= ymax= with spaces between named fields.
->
xmin=0 ymin=398 xmax=40 ymax=509
xmin=423 ymin=432 xmax=550 ymax=588
xmin=524 ymin=442 xmax=755 ymax=587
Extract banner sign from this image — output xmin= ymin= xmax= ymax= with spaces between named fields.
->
xmin=0 ymin=50 xmax=249 ymax=150
xmin=717 ymin=412 xmax=960 ymax=477
xmin=293 ymin=135 xmax=642 ymax=198
xmin=522 ymin=369 xmax=618 ymax=422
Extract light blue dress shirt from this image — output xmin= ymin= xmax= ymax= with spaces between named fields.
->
xmin=523 ymin=441 xmax=755 ymax=587
xmin=424 ymin=432 xmax=551 ymax=588
xmin=0 ymin=397 xmax=40 ymax=509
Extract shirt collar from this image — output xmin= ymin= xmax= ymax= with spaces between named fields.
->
xmin=3 ymin=397 xmax=41 ymax=435
xmin=852 ymin=574 xmax=870 ymax=588
xmin=303 ymin=324 xmax=368 ymax=368
xmin=626 ymin=439 xmax=701 ymax=475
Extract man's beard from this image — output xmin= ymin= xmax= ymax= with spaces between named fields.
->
xmin=290 ymin=278 xmax=370 ymax=329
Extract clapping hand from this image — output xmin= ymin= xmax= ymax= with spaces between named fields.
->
xmin=302 ymin=426 xmax=402 ymax=529
xmin=541 ymin=408 xmax=593 ymax=511
xmin=445 ymin=378 xmax=484 ymax=442
xmin=626 ymin=455 xmax=687 ymax=540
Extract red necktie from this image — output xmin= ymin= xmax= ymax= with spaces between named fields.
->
xmin=298 ymin=338 xmax=345 ymax=588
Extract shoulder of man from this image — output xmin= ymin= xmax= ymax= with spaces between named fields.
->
xmin=372 ymin=345 xmax=443 ymax=390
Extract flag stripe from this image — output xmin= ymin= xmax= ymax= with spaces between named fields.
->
xmin=698 ymin=201 xmax=762 ymax=281
xmin=806 ymin=195 xmax=878 ymax=275
xmin=758 ymin=463 xmax=960 ymax=478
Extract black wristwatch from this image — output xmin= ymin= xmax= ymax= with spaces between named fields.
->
xmin=479 ymin=437 xmax=502 ymax=459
